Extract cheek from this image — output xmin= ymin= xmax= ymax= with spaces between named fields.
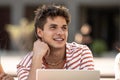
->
xmin=66 ymin=32 xmax=68 ymax=37
xmin=43 ymin=31 xmax=53 ymax=37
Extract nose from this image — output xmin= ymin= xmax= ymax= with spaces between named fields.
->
xmin=56 ymin=28 xmax=64 ymax=35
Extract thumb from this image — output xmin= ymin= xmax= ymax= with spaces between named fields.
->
xmin=44 ymin=48 xmax=50 ymax=59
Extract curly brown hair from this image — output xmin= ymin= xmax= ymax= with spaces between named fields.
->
xmin=34 ymin=4 xmax=71 ymax=39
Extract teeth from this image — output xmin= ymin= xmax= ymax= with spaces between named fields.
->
xmin=54 ymin=38 xmax=63 ymax=41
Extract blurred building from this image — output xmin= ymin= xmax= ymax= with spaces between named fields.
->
xmin=0 ymin=0 xmax=120 ymax=53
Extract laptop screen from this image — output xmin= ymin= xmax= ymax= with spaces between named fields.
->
xmin=36 ymin=69 xmax=100 ymax=80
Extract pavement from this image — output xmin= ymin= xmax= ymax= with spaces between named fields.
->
xmin=0 ymin=51 xmax=116 ymax=80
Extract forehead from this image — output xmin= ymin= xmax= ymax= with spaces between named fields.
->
xmin=46 ymin=16 xmax=67 ymax=24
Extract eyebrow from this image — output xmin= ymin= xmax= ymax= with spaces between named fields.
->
xmin=50 ymin=24 xmax=57 ymax=26
xmin=50 ymin=24 xmax=67 ymax=27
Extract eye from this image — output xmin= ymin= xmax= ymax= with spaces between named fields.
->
xmin=62 ymin=26 xmax=68 ymax=30
xmin=50 ymin=24 xmax=57 ymax=29
xmin=50 ymin=26 xmax=56 ymax=29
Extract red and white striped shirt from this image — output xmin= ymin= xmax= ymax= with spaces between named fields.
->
xmin=17 ymin=42 xmax=94 ymax=80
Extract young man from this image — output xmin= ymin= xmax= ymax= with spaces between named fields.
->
xmin=17 ymin=4 xmax=94 ymax=80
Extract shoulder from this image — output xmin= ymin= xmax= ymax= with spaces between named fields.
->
xmin=17 ymin=51 xmax=33 ymax=67
xmin=66 ymin=42 xmax=90 ymax=51
xmin=21 ymin=51 xmax=33 ymax=61
xmin=115 ymin=53 xmax=120 ymax=60
xmin=66 ymin=42 xmax=92 ymax=56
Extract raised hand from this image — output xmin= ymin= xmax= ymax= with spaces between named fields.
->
xmin=33 ymin=39 xmax=50 ymax=59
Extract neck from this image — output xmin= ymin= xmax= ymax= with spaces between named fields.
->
xmin=45 ymin=46 xmax=66 ymax=63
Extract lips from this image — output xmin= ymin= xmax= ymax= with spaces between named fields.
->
xmin=53 ymin=38 xmax=64 ymax=41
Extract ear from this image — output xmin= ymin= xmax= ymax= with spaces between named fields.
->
xmin=37 ymin=27 xmax=43 ymax=38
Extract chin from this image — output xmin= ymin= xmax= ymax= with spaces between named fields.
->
xmin=48 ymin=41 xmax=66 ymax=47
xmin=55 ymin=44 xmax=66 ymax=48
xmin=49 ymin=44 xmax=65 ymax=49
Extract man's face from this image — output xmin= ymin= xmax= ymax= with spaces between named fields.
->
xmin=37 ymin=16 xmax=68 ymax=48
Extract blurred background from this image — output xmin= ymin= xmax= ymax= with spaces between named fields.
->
xmin=0 ymin=0 xmax=120 ymax=80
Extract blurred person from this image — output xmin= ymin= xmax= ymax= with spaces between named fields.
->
xmin=115 ymin=41 xmax=120 ymax=80
xmin=80 ymin=24 xmax=92 ymax=46
xmin=17 ymin=4 xmax=94 ymax=80
xmin=0 ymin=26 xmax=10 ymax=50
xmin=75 ymin=24 xmax=92 ymax=47
xmin=0 ymin=64 xmax=14 ymax=80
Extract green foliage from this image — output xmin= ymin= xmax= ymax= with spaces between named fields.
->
xmin=90 ymin=39 xmax=107 ymax=57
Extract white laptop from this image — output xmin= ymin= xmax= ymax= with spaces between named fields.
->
xmin=36 ymin=69 xmax=100 ymax=80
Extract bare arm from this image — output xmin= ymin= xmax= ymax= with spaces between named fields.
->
xmin=27 ymin=40 xmax=49 ymax=80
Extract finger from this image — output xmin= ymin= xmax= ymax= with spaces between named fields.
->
xmin=46 ymin=49 xmax=50 ymax=57
xmin=2 ymin=75 xmax=8 ymax=80
xmin=34 ymin=39 xmax=41 ymax=46
xmin=44 ymin=48 xmax=50 ymax=58
xmin=0 ymin=73 xmax=4 ymax=77
xmin=2 ymin=74 xmax=14 ymax=80
xmin=6 ymin=74 xmax=14 ymax=80
xmin=36 ymin=39 xmax=41 ymax=42
xmin=0 ymin=73 xmax=6 ymax=79
xmin=38 ymin=39 xmax=42 ymax=41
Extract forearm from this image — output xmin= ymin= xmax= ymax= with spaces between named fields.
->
xmin=27 ymin=40 xmax=49 ymax=80
xmin=27 ymin=54 xmax=43 ymax=80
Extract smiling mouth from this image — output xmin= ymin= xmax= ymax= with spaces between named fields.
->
xmin=53 ymin=38 xmax=64 ymax=41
